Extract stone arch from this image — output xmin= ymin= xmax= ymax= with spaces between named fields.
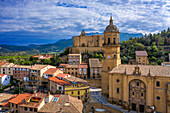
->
xmin=82 ymin=43 xmax=86 ymax=47
xmin=129 ymin=79 xmax=146 ymax=112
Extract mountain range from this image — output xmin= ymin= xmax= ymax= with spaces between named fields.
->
xmin=0 ymin=32 xmax=143 ymax=54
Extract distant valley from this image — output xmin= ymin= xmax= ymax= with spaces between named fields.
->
xmin=0 ymin=32 xmax=143 ymax=54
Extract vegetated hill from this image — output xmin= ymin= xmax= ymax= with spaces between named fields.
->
xmin=0 ymin=32 xmax=143 ymax=54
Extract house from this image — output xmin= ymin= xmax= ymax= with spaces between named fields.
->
xmin=0 ymin=93 xmax=16 ymax=112
xmin=89 ymin=58 xmax=102 ymax=79
xmin=48 ymin=73 xmax=90 ymax=102
xmin=135 ymin=51 xmax=149 ymax=65
xmin=161 ymin=62 xmax=170 ymax=66
xmin=28 ymin=65 xmax=55 ymax=86
xmin=68 ymin=54 xmax=81 ymax=65
xmin=59 ymin=63 xmax=88 ymax=79
xmin=38 ymin=95 xmax=83 ymax=113
xmin=0 ymin=74 xmax=11 ymax=86
xmin=12 ymin=65 xmax=31 ymax=81
xmin=0 ymin=62 xmax=14 ymax=75
xmin=33 ymin=54 xmax=54 ymax=60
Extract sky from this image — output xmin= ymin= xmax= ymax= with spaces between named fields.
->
xmin=0 ymin=0 xmax=170 ymax=45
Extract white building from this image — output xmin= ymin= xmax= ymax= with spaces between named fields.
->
xmin=0 ymin=74 xmax=11 ymax=86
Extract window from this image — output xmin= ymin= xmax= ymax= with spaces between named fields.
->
xmin=59 ymin=87 xmax=62 ymax=91
xmin=108 ymin=67 xmax=110 ymax=71
xmin=113 ymin=38 xmax=115 ymax=44
xmin=34 ymin=108 xmax=37 ymax=112
xmin=139 ymin=57 xmax=141 ymax=59
xmin=156 ymin=81 xmax=160 ymax=87
xmin=78 ymin=91 xmax=80 ymax=95
xmin=157 ymin=96 xmax=160 ymax=100
xmin=108 ymin=38 xmax=110 ymax=45
xmin=132 ymin=92 xmax=134 ymax=95
xmin=16 ymin=104 xmax=18 ymax=108
xmin=12 ymin=103 xmax=14 ymax=107
xmin=30 ymin=108 xmax=33 ymax=111
xmin=72 ymin=91 xmax=73 ymax=94
xmin=117 ymin=88 xmax=119 ymax=93
xmin=117 ymin=79 xmax=119 ymax=82
xmin=137 ymin=82 xmax=139 ymax=86
xmin=141 ymin=93 xmax=143 ymax=97
xmin=51 ymin=86 xmax=53 ymax=90
xmin=24 ymin=107 xmax=27 ymax=111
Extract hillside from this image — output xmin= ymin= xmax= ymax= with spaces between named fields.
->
xmin=0 ymin=32 xmax=143 ymax=55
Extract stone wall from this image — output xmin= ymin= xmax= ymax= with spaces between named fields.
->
xmin=84 ymin=102 xmax=122 ymax=113
xmin=86 ymin=79 xmax=102 ymax=88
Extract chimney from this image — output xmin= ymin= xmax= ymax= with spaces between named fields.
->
xmin=34 ymin=90 xmax=36 ymax=94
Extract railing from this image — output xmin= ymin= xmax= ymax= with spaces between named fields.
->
xmin=65 ymin=86 xmax=90 ymax=91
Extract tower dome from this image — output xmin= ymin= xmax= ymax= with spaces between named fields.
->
xmin=104 ymin=16 xmax=119 ymax=32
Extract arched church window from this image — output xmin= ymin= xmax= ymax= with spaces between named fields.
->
xmin=113 ymin=38 xmax=115 ymax=44
xmin=108 ymin=38 xmax=110 ymax=45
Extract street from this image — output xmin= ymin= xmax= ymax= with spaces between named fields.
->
xmin=90 ymin=87 xmax=129 ymax=113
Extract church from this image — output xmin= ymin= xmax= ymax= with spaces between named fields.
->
xmin=70 ymin=16 xmax=170 ymax=112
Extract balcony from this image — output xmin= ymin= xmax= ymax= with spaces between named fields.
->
xmin=65 ymin=86 xmax=90 ymax=91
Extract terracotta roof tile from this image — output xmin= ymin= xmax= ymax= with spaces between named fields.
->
xmin=38 ymin=95 xmax=83 ymax=113
xmin=49 ymin=76 xmax=71 ymax=85
xmin=56 ymin=73 xmax=71 ymax=78
xmin=9 ymin=93 xmax=32 ymax=104
xmin=43 ymin=68 xmax=60 ymax=75
xmin=0 ymin=62 xmax=6 ymax=66
xmin=78 ymin=63 xmax=88 ymax=68
xmin=0 ymin=74 xmax=6 ymax=78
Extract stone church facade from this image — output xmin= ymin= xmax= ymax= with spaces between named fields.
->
xmin=70 ymin=16 xmax=170 ymax=112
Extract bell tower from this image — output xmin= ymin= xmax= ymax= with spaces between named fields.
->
xmin=102 ymin=16 xmax=121 ymax=96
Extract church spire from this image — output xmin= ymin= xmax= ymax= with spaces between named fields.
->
xmin=110 ymin=15 xmax=113 ymax=25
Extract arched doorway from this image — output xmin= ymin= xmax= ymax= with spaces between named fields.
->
xmin=82 ymin=43 xmax=86 ymax=47
xmin=129 ymin=79 xmax=146 ymax=112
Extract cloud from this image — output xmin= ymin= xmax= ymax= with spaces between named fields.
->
xmin=0 ymin=0 xmax=169 ymax=41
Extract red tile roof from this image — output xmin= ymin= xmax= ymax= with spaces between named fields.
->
xmin=78 ymin=63 xmax=88 ymax=68
xmin=56 ymin=73 xmax=71 ymax=78
xmin=0 ymin=62 xmax=6 ymax=66
xmin=43 ymin=68 xmax=59 ymax=75
xmin=49 ymin=76 xmax=71 ymax=85
xmin=0 ymin=74 xmax=6 ymax=78
xmin=59 ymin=64 xmax=68 ymax=67
xmin=9 ymin=93 xmax=32 ymax=104
xmin=135 ymin=51 xmax=148 ymax=56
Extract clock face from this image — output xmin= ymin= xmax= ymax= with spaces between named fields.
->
xmin=107 ymin=56 xmax=110 ymax=59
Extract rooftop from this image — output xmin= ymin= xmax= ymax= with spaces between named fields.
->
xmin=89 ymin=58 xmax=102 ymax=68
xmin=0 ymin=62 xmax=6 ymax=67
xmin=0 ymin=74 xmax=6 ymax=78
xmin=12 ymin=65 xmax=31 ymax=69
xmin=9 ymin=93 xmax=32 ymax=104
xmin=43 ymin=68 xmax=60 ymax=75
xmin=19 ymin=93 xmax=47 ymax=108
xmin=110 ymin=64 xmax=170 ymax=77
xmin=1 ymin=62 xmax=14 ymax=67
xmin=49 ymin=76 xmax=71 ymax=86
xmin=59 ymin=64 xmax=68 ymax=67
xmin=68 ymin=54 xmax=81 ymax=56
xmin=135 ymin=51 xmax=148 ymax=56
xmin=64 ymin=76 xmax=88 ymax=84
xmin=30 ymin=64 xmax=48 ymax=70
xmin=38 ymin=95 xmax=83 ymax=113
xmin=78 ymin=63 xmax=88 ymax=68
xmin=0 ymin=93 xmax=15 ymax=107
